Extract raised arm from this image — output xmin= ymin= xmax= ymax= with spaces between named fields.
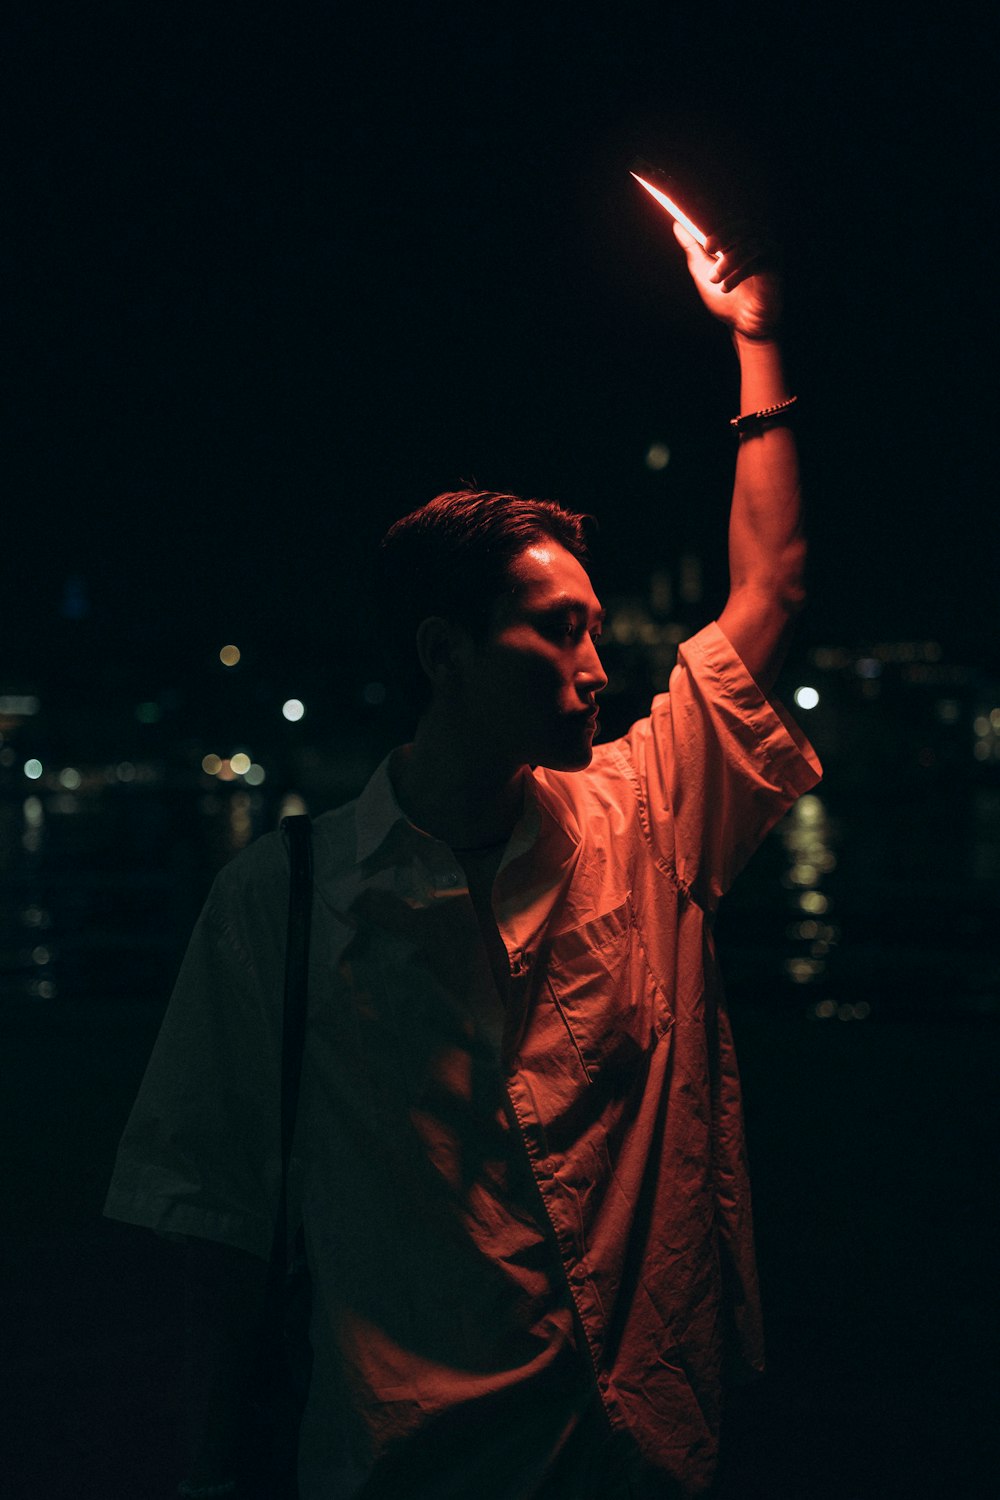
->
xmin=672 ymin=220 xmax=805 ymax=694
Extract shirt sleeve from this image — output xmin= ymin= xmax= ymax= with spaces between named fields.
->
xmin=103 ymin=836 xmax=287 ymax=1260
xmin=614 ymin=620 xmax=822 ymax=911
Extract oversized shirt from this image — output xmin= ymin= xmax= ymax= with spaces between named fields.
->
xmin=105 ymin=621 xmax=821 ymax=1498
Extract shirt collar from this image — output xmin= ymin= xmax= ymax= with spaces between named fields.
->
xmin=354 ymin=752 xmax=411 ymax=865
xmin=353 ymin=752 xmax=581 ymax=870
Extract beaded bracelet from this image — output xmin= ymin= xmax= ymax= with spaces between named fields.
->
xmin=730 ymin=395 xmax=798 ymax=436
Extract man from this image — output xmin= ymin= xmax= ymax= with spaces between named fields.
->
xmin=105 ymin=218 xmax=820 ymax=1498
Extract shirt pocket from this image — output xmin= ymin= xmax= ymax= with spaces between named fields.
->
xmin=543 ymin=897 xmax=672 ymax=1083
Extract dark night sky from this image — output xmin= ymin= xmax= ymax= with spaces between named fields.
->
xmin=4 ymin=6 xmax=996 ymax=706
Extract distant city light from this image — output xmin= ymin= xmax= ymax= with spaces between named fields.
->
xmin=362 ymin=681 xmax=386 ymax=707
xmin=795 ymin=794 xmax=823 ymax=824
xmin=0 ymin=695 xmax=40 ymax=716
xmin=24 ymin=759 xmax=43 ymax=780
xmin=282 ymin=699 xmax=305 ymax=722
xmin=202 ymin=754 xmax=223 ymax=776
xmin=794 ymin=686 xmax=820 ymax=710
xmin=230 ymin=752 xmax=251 ymax=776
xmin=244 ymin=763 xmax=266 ymax=786
xmin=645 ymin=442 xmax=671 ymax=471
xmin=974 ymin=716 xmax=990 ymax=737
xmin=59 ymin=768 xmax=82 ymax=790
xmin=116 ymin=762 xmax=137 ymax=782
xmin=220 ymin=645 xmax=241 ymax=667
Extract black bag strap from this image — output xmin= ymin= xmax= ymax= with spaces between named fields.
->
xmin=275 ymin=813 xmax=314 ymax=1267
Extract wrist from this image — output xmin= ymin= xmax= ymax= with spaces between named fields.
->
xmin=732 ymin=327 xmax=781 ymax=352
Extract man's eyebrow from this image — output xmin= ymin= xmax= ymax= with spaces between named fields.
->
xmin=537 ymin=596 xmax=606 ymax=622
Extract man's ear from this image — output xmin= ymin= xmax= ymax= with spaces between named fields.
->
xmin=414 ymin=616 xmax=473 ymax=694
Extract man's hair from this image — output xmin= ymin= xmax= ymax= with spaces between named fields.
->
xmin=376 ymin=489 xmax=591 ymax=715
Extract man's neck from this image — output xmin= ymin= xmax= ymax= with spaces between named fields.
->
xmin=391 ymin=719 xmax=526 ymax=852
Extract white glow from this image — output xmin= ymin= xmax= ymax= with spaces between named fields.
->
xmin=282 ymin=699 xmax=305 ymax=722
xmin=630 ymin=173 xmax=709 ymax=248
xmin=244 ymin=763 xmax=266 ymax=786
xmin=230 ymin=752 xmax=252 ymax=776
xmin=59 ymin=768 xmax=82 ymax=790
xmin=24 ymin=759 xmax=43 ymax=780
xmin=794 ymin=686 xmax=820 ymax=710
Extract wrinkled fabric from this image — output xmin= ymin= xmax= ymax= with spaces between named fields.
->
xmin=106 ymin=621 xmax=820 ymax=1498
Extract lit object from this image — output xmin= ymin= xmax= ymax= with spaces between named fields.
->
xmin=24 ymin=759 xmax=43 ymax=780
xmin=220 ymin=645 xmax=241 ymax=667
xmin=800 ymin=891 xmax=829 ymax=915
xmin=282 ymin=699 xmax=305 ymax=722
xmin=244 ymin=762 xmax=266 ymax=786
xmin=794 ymin=686 xmax=820 ymax=710
xmin=24 ymin=796 xmax=44 ymax=826
xmin=645 ymin=442 xmax=671 ymax=471
xmin=974 ymin=716 xmax=990 ymax=737
xmin=230 ymin=752 xmax=252 ymax=776
xmin=202 ymin=753 xmax=223 ymax=776
xmin=59 ymin=768 xmax=82 ymax=790
xmin=814 ymin=999 xmax=837 ymax=1019
xmin=630 ymin=172 xmax=711 ymax=250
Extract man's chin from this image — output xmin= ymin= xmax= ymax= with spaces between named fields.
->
xmin=534 ymin=741 xmax=595 ymax=773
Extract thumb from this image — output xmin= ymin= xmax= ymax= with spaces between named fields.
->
xmin=672 ymin=219 xmax=698 ymax=253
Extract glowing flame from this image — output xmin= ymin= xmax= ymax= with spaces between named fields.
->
xmin=630 ymin=172 xmax=709 ymax=250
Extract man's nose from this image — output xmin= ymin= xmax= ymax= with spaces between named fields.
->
xmin=577 ymin=636 xmax=609 ymax=695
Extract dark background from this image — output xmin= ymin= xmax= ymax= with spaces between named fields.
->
xmin=3 ymin=6 xmax=998 ymax=1499
xmin=5 ymin=5 xmax=997 ymax=697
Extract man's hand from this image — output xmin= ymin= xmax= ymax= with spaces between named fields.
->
xmin=672 ymin=220 xmax=782 ymax=341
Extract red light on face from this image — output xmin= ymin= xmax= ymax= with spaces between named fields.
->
xmin=629 ymin=171 xmax=710 ymax=250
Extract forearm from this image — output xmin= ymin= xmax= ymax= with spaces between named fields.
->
xmin=730 ymin=333 xmax=805 ymax=601
xmin=718 ymin=334 xmax=805 ymax=690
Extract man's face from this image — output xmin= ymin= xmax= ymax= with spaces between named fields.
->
xmin=458 ymin=541 xmax=608 ymax=772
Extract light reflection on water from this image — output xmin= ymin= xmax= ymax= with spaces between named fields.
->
xmin=1 ymin=780 xmax=999 ymax=1019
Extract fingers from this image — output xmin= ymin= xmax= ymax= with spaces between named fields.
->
xmin=704 ymin=221 xmax=778 ymax=293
